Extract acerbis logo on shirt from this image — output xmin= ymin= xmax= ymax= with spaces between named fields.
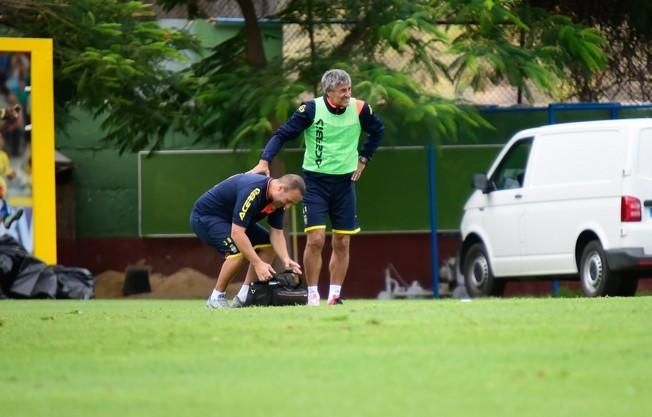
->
xmin=239 ymin=188 xmax=261 ymax=220
xmin=315 ymin=118 xmax=324 ymax=167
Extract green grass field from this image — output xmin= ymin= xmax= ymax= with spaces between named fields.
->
xmin=1 ymin=298 xmax=651 ymax=417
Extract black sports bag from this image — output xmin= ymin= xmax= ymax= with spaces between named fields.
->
xmin=244 ymin=271 xmax=307 ymax=307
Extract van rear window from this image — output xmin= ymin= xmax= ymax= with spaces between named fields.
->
xmin=638 ymin=129 xmax=652 ymax=179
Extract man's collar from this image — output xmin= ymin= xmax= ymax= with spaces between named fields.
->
xmin=323 ymin=96 xmax=346 ymax=114
xmin=265 ymin=178 xmax=272 ymax=201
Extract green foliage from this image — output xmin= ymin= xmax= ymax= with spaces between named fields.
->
xmin=528 ymin=0 xmax=652 ymax=40
xmin=1 ymin=0 xmax=609 ymax=150
xmin=354 ymin=64 xmax=492 ymax=144
xmin=189 ymin=32 xmax=308 ymax=148
xmin=248 ymin=0 xmax=603 ymax=145
xmin=1 ymin=0 xmax=201 ymax=152
xmin=156 ymin=0 xmax=207 ymax=19
xmin=446 ymin=1 xmax=607 ymax=102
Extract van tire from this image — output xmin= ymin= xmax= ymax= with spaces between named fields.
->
xmin=463 ymin=243 xmax=505 ymax=297
xmin=579 ymin=241 xmax=621 ymax=297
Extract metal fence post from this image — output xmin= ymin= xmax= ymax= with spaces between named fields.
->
xmin=428 ymin=144 xmax=440 ymax=298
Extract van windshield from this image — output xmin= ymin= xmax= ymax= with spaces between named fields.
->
xmin=638 ymin=129 xmax=652 ymax=179
xmin=490 ymin=137 xmax=533 ymax=190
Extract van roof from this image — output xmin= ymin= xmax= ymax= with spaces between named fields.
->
xmin=517 ymin=118 xmax=652 ymax=138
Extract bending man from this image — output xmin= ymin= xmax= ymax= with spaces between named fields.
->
xmin=190 ymin=173 xmax=304 ymax=308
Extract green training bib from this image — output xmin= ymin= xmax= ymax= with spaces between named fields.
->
xmin=302 ymin=97 xmax=361 ymax=174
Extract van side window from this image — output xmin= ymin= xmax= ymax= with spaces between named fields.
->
xmin=491 ymin=137 xmax=533 ymax=190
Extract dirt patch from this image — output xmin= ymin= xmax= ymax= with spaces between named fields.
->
xmin=94 ymin=267 xmax=241 ymax=299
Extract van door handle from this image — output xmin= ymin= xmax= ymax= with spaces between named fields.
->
xmin=514 ymin=194 xmax=523 ymax=200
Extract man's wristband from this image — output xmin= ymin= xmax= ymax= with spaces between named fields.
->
xmin=358 ymin=156 xmax=368 ymax=164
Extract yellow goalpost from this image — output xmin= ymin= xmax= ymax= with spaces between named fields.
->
xmin=0 ymin=38 xmax=56 ymax=264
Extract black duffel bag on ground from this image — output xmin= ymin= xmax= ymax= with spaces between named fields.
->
xmin=244 ymin=271 xmax=307 ymax=307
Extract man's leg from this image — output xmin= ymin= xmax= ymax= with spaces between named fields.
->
xmin=327 ymin=176 xmax=359 ymax=304
xmin=304 ymin=228 xmax=326 ymax=305
xmin=327 ymin=233 xmax=351 ymax=304
xmin=301 ymin=172 xmax=330 ymax=305
xmin=190 ymin=215 xmax=247 ymax=309
xmin=215 ymin=255 xmax=247 ymax=291
xmin=232 ymin=246 xmax=275 ymax=306
xmin=232 ymin=224 xmax=276 ymax=306
xmin=207 ymin=254 xmax=247 ymax=308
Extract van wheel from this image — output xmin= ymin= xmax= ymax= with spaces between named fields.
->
xmin=617 ymin=276 xmax=639 ymax=297
xmin=463 ymin=243 xmax=505 ymax=297
xmin=579 ymin=241 xmax=621 ymax=297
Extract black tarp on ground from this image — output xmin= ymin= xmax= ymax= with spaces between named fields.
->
xmin=0 ymin=235 xmax=94 ymax=299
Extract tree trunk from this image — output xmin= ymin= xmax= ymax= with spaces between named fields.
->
xmin=235 ymin=0 xmax=267 ymax=67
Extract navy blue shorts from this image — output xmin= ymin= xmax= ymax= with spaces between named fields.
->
xmin=302 ymin=170 xmax=360 ymax=234
xmin=190 ymin=213 xmax=271 ymax=259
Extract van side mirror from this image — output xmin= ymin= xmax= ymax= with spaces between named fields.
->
xmin=472 ymin=173 xmax=493 ymax=193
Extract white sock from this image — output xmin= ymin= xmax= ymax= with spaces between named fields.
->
xmin=308 ymin=286 xmax=319 ymax=298
xmin=328 ymin=285 xmax=341 ymax=301
xmin=237 ymin=285 xmax=250 ymax=302
xmin=211 ymin=289 xmax=225 ymax=298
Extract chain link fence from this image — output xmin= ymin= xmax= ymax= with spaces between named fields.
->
xmin=151 ymin=0 xmax=650 ymax=106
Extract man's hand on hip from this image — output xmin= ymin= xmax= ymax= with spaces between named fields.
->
xmin=351 ymin=160 xmax=366 ymax=182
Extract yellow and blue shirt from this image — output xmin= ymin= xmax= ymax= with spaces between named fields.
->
xmin=191 ymin=173 xmax=284 ymax=230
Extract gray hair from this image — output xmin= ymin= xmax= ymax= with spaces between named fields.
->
xmin=321 ymin=69 xmax=351 ymax=94
xmin=279 ymin=174 xmax=305 ymax=195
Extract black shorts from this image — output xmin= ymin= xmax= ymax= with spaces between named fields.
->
xmin=302 ymin=170 xmax=360 ymax=234
xmin=190 ymin=213 xmax=271 ymax=259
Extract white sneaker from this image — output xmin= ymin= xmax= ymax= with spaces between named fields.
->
xmin=206 ymin=293 xmax=228 ymax=309
xmin=231 ymin=296 xmax=245 ymax=308
xmin=307 ymin=292 xmax=320 ymax=306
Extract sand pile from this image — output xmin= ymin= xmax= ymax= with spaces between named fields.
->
xmin=94 ymin=267 xmax=242 ymax=299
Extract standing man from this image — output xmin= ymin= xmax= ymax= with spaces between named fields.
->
xmin=249 ymin=69 xmax=384 ymax=305
xmin=190 ymin=173 xmax=304 ymax=308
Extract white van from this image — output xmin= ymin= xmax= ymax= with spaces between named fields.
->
xmin=459 ymin=118 xmax=652 ymax=297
